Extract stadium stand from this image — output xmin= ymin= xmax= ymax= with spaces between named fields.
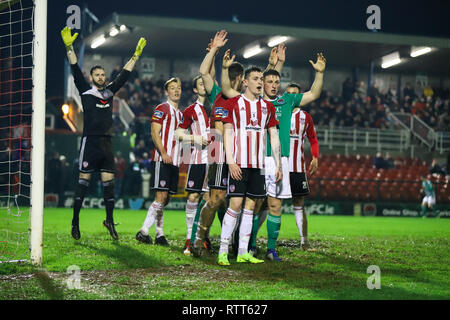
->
xmin=305 ymin=154 xmax=449 ymax=204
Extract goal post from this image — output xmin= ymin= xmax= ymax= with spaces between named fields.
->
xmin=0 ymin=0 xmax=46 ymax=265
xmin=30 ymin=0 xmax=47 ymax=266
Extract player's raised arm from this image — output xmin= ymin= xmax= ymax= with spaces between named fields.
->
xmin=107 ymin=37 xmax=146 ymax=93
xmin=61 ymin=27 xmax=91 ymax=93
xmin=263 ymin=43 xmax=286 ymax=74
xmin=221 ymin=49 xmax=240 ymax=99
xmin=61 ymin=26 xmax=78 ymax=65
xmin=300 ymin=53 xmax=326 ymax=106
xmin=123 ymin=37 xmax=147 ymax=72
xmin=200 ymin=30 xmax=228 ymax=95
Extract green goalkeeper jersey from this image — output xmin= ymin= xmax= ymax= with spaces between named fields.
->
xmin=266 ymin=92 xmax=303 ymax=157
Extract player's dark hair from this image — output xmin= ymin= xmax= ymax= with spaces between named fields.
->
xmin=287 ymin=82 xmax=302 ymax=92
xmin=263 ymin=69 xmax=280 ymax=79
xmin=244 ymin=66 xmax=262 ymax=79
xmin=192 ymin=75 xmax=202 ymax=89
xmin=164 ymin=77 xmax=181 ymax=91
xmin=90 ymin=65 xmax=104 ymax=75
xmin=228 ymin=62 xmax=244 ymax=82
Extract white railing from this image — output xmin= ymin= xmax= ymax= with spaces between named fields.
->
xmin=390 ymin=112 xmax=436 ymax=149
xmin=315 ymin=126 xmax=411 ymax=153
xmin=435 ymin=132 xmax=450 ymax=154
xmin=113 ymin=97 xmax=135 ymax=130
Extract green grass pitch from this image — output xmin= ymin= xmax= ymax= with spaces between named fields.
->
xmin=0 ymin=208 xmax=449 ymax=300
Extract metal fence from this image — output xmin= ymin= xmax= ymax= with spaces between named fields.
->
xmin=315 ymin=126 xmax=410 ymax=153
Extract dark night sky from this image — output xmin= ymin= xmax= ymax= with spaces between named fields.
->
xmin=46 ymin=0 xmax=450 ymax=98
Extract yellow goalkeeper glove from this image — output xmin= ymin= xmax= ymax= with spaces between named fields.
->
xmin=61 ymin=26 xmax=78 ymax=49
xmin=133 ymin=37 xmax=147 ymax=59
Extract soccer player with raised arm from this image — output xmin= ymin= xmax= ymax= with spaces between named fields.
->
xmin=190 ymin=30 xmax=245 ymax=256
xmin=287 ymin=83 xmax=320 ymax=250
xmin=248 ymin=53 xmax=325 ymax=260
xmin=61 ymin=27 xmax=146 ymax=240
xmin=218 ymin=66 xmax=281 ymax=266
xmin=176 ymin=75 xmax=210 ymax=255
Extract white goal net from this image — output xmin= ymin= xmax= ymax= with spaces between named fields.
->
xmin=0 ymin=0 xmax=46 ymax=265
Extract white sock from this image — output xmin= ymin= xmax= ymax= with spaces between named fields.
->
xmin=155 ymin=210 xmax=164 ymax=238
xmin=185 ymin=200 xmax=198 ymax=240
xmin=294 ymin=206 xmax=304 ymax=238
xmin=141 ymin=202 xmax=163 ymax=235
xmin=238 ymin=209 xmax=253 ymax=255
xmin=219 ymin=208 xmax=240 ymax=255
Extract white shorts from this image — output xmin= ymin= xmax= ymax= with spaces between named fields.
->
xmin=265 ymin=156 xmax=291 ymax=199
xmin=422 ymin=195 xmax=436 ymax=206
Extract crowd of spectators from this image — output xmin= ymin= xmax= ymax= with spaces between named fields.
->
xmin=107 ymin=66 xmax=450 ymax=140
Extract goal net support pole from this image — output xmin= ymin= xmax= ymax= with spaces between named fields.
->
xmin=30 ymin=0 xmax=47 ymax=266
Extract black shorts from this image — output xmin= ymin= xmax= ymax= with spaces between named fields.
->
xmin=290 ymin=172 xmax=310 ymax=197
xmin=150 ymin=161 xmax=179 ymax=194
xmin=78 ymin=136 xmax=114 ymax=173
xmin=186 ymin=164 xmax=207 ymax=193
xmin=227 ymin=168 xmax=266 ymax=198
xmin=207 ymin=163 xmax=228 ymax=190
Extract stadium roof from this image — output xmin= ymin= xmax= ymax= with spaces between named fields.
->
xmin=82 ymin=13 xmax=450 ymax=76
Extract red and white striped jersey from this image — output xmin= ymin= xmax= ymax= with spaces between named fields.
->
xmin=289 ymin=109 xmax=319 ymax=172
xmin=208 ymin=93 xmax=228 ymax=164
xmin=222 ymin=94 xmax=278 ymax=169
xmin=179 ymin=100 xmax=210 ymax=164
xmin=151 ymin=101 xmax=184 ymax=166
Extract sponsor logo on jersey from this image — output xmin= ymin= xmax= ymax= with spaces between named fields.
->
xmin=221 ymin=109 xmax=229 ymax=118
xmin=153 ymin=110 xmax=164 ymax=118
xmin=215 ymin=107 xmax=223 ymax=116
xmin=95 ymin=102 xmax=110 ymax=108
xmin=277 ymin=98 xmax=285 ymax=104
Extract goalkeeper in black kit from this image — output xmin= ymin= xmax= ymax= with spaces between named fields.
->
xmin=61 ymin=27 xmax=147 ymax=240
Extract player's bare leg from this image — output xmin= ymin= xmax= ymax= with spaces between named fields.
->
xmin=293 ymin=196 xmax=309 ymax=250
xmin=71 ymin=172 xmax=91 ymax=240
